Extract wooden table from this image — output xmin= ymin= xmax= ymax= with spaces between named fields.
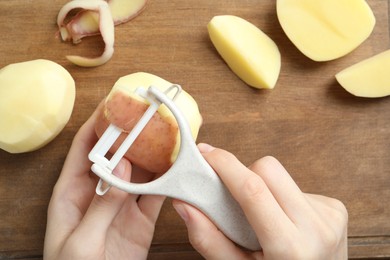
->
xmin=1 ymin=0 xmax=390 ymax=259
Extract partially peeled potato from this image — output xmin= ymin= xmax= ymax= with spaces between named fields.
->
xmin=95 ymin=72 xmax=202 ymax=174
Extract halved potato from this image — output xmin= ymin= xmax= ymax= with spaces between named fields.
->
xmin=277 ymin=0 xmax=375 ymax=61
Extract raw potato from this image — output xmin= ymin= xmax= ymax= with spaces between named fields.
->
xmin=0 ymin=60 xmax=75 ymax=153
xmin=95 ymin=72 xmax=202 ymax=174
xmin=277 ymin=0 xmax=375 ymax=61
xmin=207 ymin=15 xmax=281 ymax=89
xmin=336 ymin=50 xmax=390 ymax=98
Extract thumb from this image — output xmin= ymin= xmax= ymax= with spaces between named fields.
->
xmin=74 ymin=158 xmax=131 ymax=240
xmin=172 ymin=200 xmax=248 ymax=259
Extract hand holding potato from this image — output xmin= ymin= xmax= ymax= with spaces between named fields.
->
xmin=43 ymin=102 xmax=347 ymax=259
xmin=43 ymin=106 xmax=165 ymax=260
xmin=173 ymin=143 xmax=348 ymax=259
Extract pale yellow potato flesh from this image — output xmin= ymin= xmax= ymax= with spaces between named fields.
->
xmin=336 ymin=49 xmax=390 ymax=98
xmin=208 ymin=15 xmax=281 ymax=89
xmin=0 ymin=60 xmax=75 ymax=153
xmin=109 ymin=0 xmax=146 ymax=23
xmin=277 ymin=0 xmax=375 ymax=61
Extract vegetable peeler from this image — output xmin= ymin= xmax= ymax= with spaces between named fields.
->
xmin=88 ymin=85 xmax=261 ymax=251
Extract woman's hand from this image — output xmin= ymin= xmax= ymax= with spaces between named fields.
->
xmin=173 ymin=143 xmax=348 ymax=260
xmin=44 ymin=107 xmax=165 ymax=260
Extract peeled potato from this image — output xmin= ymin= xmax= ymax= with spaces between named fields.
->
xmin=207 ymin=15 xmax=281 ymax=89
xmin=0 ymin=59 xmax=75 ymax=153
xmin=277 ymin=0 xmax=375 ymax=61
xmin=336 ymin=50 xmax=390 ymax=98
xmin=95 ymin=72 xmax=202 ymax=174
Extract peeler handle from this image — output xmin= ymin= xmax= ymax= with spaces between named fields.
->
xmin=167 ymin=142 xmax=261 ymax=251
xmin=148 ymin=86 xmax=261 ymax=250
xmin=92 ymin=149 xmax=260 ymax=250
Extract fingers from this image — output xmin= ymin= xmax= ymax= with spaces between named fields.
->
xmin=303 ymin=194 xmax=348 ymax=258
xmin=197 ymin=143 xmax=296 ymax=248
xmin=45 ymin=103 xmax=104 ymax=253
xmin=138 ymin=195 xmax=166 ymax=224
xmin=248 ymin=156 xmax=314 ymax=224
xmin=60 ymin=102 xmax=103 ymax=183
xmin=172 ymin=200 xmax=257 ymax=260
xmin=51 ymin=102 xmax=105 ymax=205
xmin=195 ymin=143 xmax=348 ymax=258
xmin=73 ymin=158 xmax=132 ymax=241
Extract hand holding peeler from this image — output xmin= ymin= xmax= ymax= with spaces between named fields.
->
xmin=88 ymin=85 xmax=261 ymax=251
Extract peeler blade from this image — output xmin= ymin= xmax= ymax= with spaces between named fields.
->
xmin=88 ymin=84 xmax=182 ymax=195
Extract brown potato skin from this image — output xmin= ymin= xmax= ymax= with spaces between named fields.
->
xmin=95 ymin=91 xmax=178 ymax=174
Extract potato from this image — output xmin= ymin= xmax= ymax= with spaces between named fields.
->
xmin=277 ymin=0 xmax=375 ymax=61
xmin=0 ymin=59 xmax=75 ymax=153
xmin=95 ymin=72 xmax=202 ymax=174
xmin=207 ymin=15 xmax=281 ymax=89
xmin=336 ymin=50 xmax=390 ymax=98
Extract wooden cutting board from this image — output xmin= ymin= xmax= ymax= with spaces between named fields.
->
xmin=0 ymin=0 xmax=389 ymax=258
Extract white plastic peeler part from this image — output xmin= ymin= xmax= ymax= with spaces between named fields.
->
xmin=89 ymin=85 xmax=261 ymax=250
xmin=88 ymin=85 xmax=182 ymax=195
xmin=96 ymin=178 xmax=111 ymax=195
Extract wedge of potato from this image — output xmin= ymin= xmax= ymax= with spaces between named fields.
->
xmin=336 ymin=50 xmax=390 ymax=98
xmin=208 ymin=15 xmax=281 ymax=89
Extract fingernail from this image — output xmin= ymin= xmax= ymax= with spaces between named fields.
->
xmin=173 ymin=203 xmax=189 ymax=223
xmin=198 ymin=143 xmax=215 ymax=153
xmin=113 ymin=160 xmax=126 ymax=178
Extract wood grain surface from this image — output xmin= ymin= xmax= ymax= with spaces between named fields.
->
xmin=1 ymin=0 xmax=390 ymax=259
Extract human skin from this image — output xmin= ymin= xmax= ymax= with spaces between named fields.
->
xmin=43 ymin=104 xmax=165 ymax=260
xmin=43 ymin=103 xmax=347 ymax=259
xmin=173 ymin=144 xmax=348 ymax=260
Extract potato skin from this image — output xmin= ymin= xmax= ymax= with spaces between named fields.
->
xmin=94 ymin=71 xmax=202 ymax=174
xmin=95 ymin=90 xmax=178 ymax=174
